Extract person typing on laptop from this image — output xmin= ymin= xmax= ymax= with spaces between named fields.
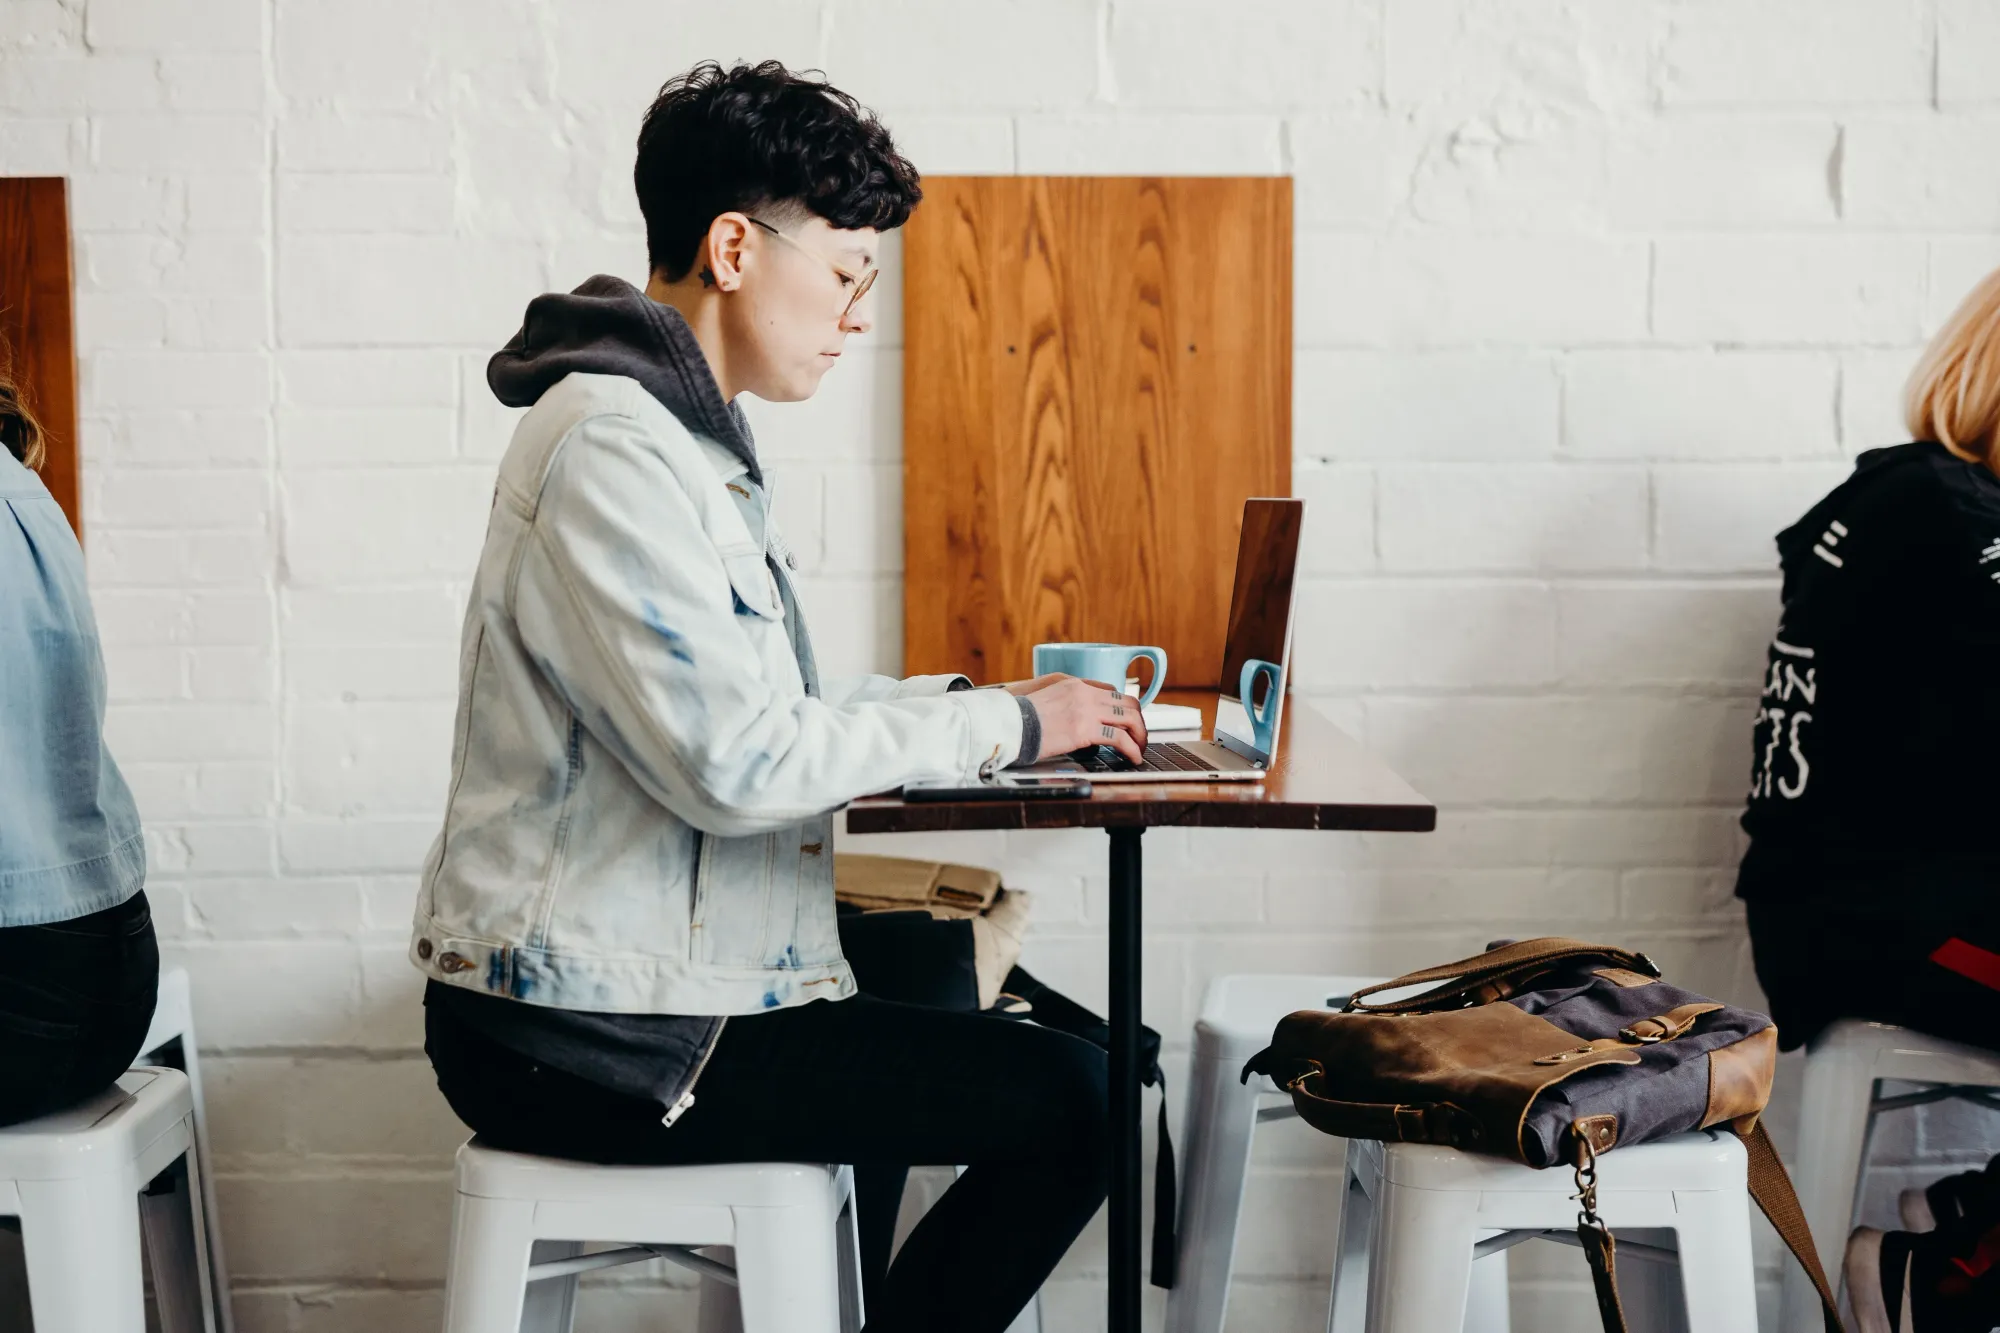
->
xmin=413 ymin=61 xmax=1143 ymax=1333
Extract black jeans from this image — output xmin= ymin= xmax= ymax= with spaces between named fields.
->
xmin=1745 ymin=871 xmax=2000 ymax=1052
xmin=0 ymin=891 xmax=159 ymax=1127
xmin=427 ymin=990 xmax=1109 ymax=1333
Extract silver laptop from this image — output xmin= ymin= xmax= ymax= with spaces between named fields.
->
xmin=1025 ymin=497 xmax=1305 ymax=783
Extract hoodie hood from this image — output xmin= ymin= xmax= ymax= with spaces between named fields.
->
xmin=488 ymin=275 xmax=760 ymax=484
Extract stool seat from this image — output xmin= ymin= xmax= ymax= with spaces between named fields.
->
xmin=1808 ymin=1017 xmax=2000 ymax=1083
xmin=1361 ymin=1129 xmax=1746 ymax=1195
xmin=1335 ymin=1130 xmax=1758 ymax=1332
xmin=1783 ymin=1018 xmax=2000 ymax=1333
xmin=458 ymin=1142 xmax=846 ymax=1209
xmin=1 ymin=1067 xmax=217 ymax=1333
xmin=0 ymin=1068 xmax=193 ymax=1185
xmin=443 ymin=1139 xmax=864 ymax=1333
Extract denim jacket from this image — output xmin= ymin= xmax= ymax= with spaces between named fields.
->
xmin=410 ymin=371 xmax=1024 ymax=1015
xmin=0 ymin=450 xmax=146 ymax=927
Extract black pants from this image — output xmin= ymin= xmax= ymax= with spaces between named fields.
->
xmin=427 ymin=990 xmax=1109 ymax=1333
xmin=0 ymin=891 xmax=159 ymax=1128
xmin=1745 ymin=875 xmax=2000 ymax=1053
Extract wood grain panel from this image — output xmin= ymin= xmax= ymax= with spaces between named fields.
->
xmin=904 ymin=176 xmax=1291 ymax=688
xmin=0 ymin=178 xmax=80 ymax=537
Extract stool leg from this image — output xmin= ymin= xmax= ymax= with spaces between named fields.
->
xmin=1464 ymin=1243 xmax=1512 ymax=1333
xmin=697 ymin=1249 xmax=743 ymax=1333
xmin=1166 ymin=1052 xmax=1261 ymax=1333
xmin=1784 ymin=1047 xmax=1877 ymax=1333
xmin=20 ymin=1175 xmax=147 ymax=1332
xmin=735 ymin=1201 xmax=842 ymax=1333
xmin=1363 ymin=1176 xmax=1478 ymax=1333
xmin=177 ymin=1038 xmax=234 ymax=1333
xmin=1674 ymin=1191 xmax=1760 ymax=1333
xmin=1325 ymin=1143 xmax=1374 ymax=1333
xmin=441 ymin=1192 xmax=537 ymax=1333
xmin=519 ymin=1241 xmax=582 ymax=1333
xmin=140 ymin=1152 xmax=216 ymax=1333
xmin=834 ymin=1170 xmax=865 ymax=1333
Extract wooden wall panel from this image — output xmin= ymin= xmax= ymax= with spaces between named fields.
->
xmin=903 ymin=176 xmax=1291 ymax=688
xmin=0 ymin=178 xmax=80 ymax=537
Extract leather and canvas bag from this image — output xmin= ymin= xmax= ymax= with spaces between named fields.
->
xmin=1241 ymin=937 xmax=1846 ymax=1333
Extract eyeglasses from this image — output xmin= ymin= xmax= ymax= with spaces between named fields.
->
xmin=746 ymin=216 xmax=877 ymax=321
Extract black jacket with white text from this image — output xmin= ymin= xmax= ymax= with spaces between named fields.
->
xmin=1737 ymin=442 xmax=2000 ymax=898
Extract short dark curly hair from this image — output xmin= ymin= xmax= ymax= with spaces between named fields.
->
xmin=634 ymin=60 xmax=922 ymax=282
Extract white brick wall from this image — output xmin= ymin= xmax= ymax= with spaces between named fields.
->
xmin=5 ymin=2 xmax=1997 ymax=1330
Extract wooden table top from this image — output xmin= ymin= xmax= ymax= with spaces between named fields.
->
xmin=844 ymin=690 xmax=1438 ymax=835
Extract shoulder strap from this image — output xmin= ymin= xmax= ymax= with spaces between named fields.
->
xmin=1742 ymin=1120 xmax=1847 ymax=1333
xmin=1578 ymin=1223 xmax=1629 ymax=1333
xmin=1344 ymin=938 xmax=1661 ymax=1013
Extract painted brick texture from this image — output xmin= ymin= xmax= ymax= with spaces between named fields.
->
xmin=4 ymin=1 xmax=1996 ymax=1329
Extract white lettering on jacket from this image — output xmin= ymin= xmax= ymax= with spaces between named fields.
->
xmin=1751 ymin=638 xmax=1816 ymax=801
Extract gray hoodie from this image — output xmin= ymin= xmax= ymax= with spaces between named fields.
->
xmin=489 ymin=274 xmax=763 ymax=482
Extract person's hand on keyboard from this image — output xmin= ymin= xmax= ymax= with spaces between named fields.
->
xmin=1023 ymin=676 xmax=1148 ymax=765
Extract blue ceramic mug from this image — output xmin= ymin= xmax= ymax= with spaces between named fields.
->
xmin=1238 ymin=658 xmax=1283 ymax=753
xmin=1032 ymin=642 xmax=1168 ymax=707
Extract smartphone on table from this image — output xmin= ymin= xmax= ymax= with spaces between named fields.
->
xmin=901 ymin=776 xmax=1093 ymax=802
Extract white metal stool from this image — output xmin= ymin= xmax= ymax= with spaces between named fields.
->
xmin=0 ymin=1066 xmax=218 ymax=1333
xmin=1331 ymin=1130 xmax=1758 ymax=1333
xmin=1781 ymin=1018 xmax=2000 ymax=1333
xmin=443 ymin=1139 xmax=864 ymax=1333
xmin=139 ymin=963 xmax=233 ymax=1333
xmin=1167 ymin=974 xmax=1509 ymax=1333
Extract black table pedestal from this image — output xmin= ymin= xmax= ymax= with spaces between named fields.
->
xmin=1107 ymin=825 xmax=1144 ymax=1333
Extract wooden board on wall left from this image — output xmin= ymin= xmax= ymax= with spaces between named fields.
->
xmin=0 ymin=177 xmax=81 ymax=539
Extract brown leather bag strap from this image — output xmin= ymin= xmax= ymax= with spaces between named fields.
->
xmin=1578 ymin=1223 xmax=1629 ymax=1333
xmin=1283 ymin=1067 xmax=1479 ymax=1148
xmin=1742 ymin=1120 xmax=1847 ymax=1333
xmin=1344 ymin=938 xmax=1661 ymax=1013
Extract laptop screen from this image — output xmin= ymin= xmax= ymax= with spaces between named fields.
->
xmin=1213 ymin=498 xmax=1305 ymax=762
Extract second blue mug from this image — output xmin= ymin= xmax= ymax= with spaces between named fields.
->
xmin=1031 ymin=642 xmax=1168 ymax=707
xmin=1239 ymin=658 xmax=1283 ymax=754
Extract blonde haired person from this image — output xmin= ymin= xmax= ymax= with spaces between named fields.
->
xmin=0 ymin=366 xmax=157 ymax=1127
xmin=1734 ymin=271 xmax=2000 ymax=1332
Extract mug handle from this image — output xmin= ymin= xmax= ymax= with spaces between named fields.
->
xmin=1125 ymin=647 xmax=1168 ymax=708
xmin=1239 ymin=658 xmax=1282 ymax=750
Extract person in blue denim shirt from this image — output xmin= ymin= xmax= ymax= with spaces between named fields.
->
xmin=0 ymin=369 xmax=157 ymax=1127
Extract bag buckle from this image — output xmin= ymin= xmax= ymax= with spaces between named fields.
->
xmin=1618 ymin=1025 xmax=1665 ymax=1044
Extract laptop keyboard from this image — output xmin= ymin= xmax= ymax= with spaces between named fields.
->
xmin=1073 ymin=741 xmax=1215 ymax=774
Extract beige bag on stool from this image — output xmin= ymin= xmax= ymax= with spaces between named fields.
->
xmin=833 ymin=854 xmax=1029 ymax=1010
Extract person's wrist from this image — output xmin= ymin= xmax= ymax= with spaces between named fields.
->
xmin=1012 ymin=694 xmax=1042 ymax=767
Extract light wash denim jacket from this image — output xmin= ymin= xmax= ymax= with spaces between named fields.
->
xmin=410 ymin=372 xmax=1024 ymax=1015
xmin=0 ymin=450 xmax=146 ymax=927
